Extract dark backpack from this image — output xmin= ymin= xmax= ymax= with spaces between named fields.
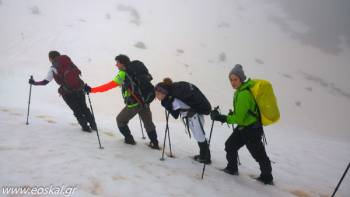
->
xmin=53 ymin=55 xmax=84 ymax=93
xmin=124 ymin=60 xmax=155 ymax=104
xmin=171 ymin=82 xmax=212 ymax=115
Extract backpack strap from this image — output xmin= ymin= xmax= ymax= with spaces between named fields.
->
xmin=246 ymin=90 xmax=268 ymax=145
xmin=125 ymin=73 xmax=146 ymax=106
xmin=246 ymin=89 xmax=261 ymax=122
xmin=181 ymin=117 xmax=192 ymax=139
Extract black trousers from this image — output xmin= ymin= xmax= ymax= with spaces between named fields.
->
xmin=225 ymin=124 xmax=272 ymax=175
xmin=62 ymin=91 xmax=95 ymax=129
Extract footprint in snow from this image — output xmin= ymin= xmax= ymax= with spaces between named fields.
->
xmin=36 ymin=115 xmax=53 ymax=119
xmin=46 ymin=120 xmax=56 ymax=124
xmin=0 ymin=108 xmax=9 ymax=112
xmin=112 ymin=175 xmax=128 ymax=181
xmin=30 ymin=6 xmax=40 ymax=15
xmin=288 ymin=189 xmax=313 ymax=197
xmin=89 ymin=178 xmax=103 ymax=195
xmin=10 ymin=112 xmax=22 ymax=116
xmin=134 ymin=41 xmax=147 ymax=49
xmin=35 ymin=115 xmax=56 ymax=123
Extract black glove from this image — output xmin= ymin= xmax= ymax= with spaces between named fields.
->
xmin=162 ymin=96 xmax=182 ymax=119
xmin=186 ymin=108 xmax=196 ymax=118
xmin=28 ymin=78 xmax=35 ymax=85
xmin=228 ymin=110 xmax=234 ymax=116
xmin=83 ymin=84 xmax=91 ymax=94
xmin=169 ymin=109 xmax=180 ymax=119
xmin=161 ymin=96 xmax=173 ymax=111
xmin=210 ymin=109 xmax=227 ymax=123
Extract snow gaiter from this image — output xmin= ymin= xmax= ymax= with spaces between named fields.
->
xmin=198 ymin=140 xmax=211 ymax=161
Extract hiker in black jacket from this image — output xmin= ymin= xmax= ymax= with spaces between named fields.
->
xmin=155 ymin=78 xmax=212 ymax=164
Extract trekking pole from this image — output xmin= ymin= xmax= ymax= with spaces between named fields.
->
xmin=26 ymin=75 xmax=33 ymax=125
xmin=87 ymin=93 xmax=104 ymax=149
xmin=331 ymin=161 xmax=350 ymax=197
xmin=201 ymin=106 xmax=219 ymax=179
xmin=160 ymin=110 xmax=170 ymax=161
xmin=166 ymin=110 xmax=174 ymax=157
xmin=139 ymin=115 xmax=146 ymax=139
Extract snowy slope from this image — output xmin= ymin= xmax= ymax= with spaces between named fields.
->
xmin=1 ymin=0 xmax=350 ymax=197
xmin=1 ymin=106 xmax=349 ymax=197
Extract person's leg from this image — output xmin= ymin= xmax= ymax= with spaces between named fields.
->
xmin=189 ymin=115 xmax=211 ymax=164
xmin=189 ymin=115 xmax=206 ymax=143
xmin=224 ymin=127 xmax=245 ymax=174
xmin=138 ymin=105 xmax=158 ymax=148
xmin=116 ymin=106 xmax=139 ymax=144
xmin=196 ymin=141 xmax=211 ymax=164
xmin=244 ymin=126 xmax=273 ymax=184
xmin=77 ymin=91 xmax=96 ymax=130
xmin=62 ymin=92 xmax=89 ymax=131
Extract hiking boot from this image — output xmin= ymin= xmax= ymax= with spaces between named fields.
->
xmin=193 ymin=155 xmax=212 ymax=164
xmin=255 ymin=174 xmax=274 ymax=185
xmin=124 ymin=136 xmax=136 ymax=145
xmin=148 ymin=142 xmax=160 ymax=150
xmin=82 ymin=126 xmax=91 ymax=132
xmin=222 ymin=167 xmax=239 ymax=176
xmin=90 ymin=123 xmax=97 ymax=131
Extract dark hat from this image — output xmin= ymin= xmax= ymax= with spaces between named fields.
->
xmin=155 ymin=83 xmax=170 ymax=95
xmin=229 ymin=64 xmax=246 ymax=82
xmin=48 ymin=51 xmax=60 ymax=60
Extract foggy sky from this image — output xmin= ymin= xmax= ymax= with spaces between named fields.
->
xmin=265 ymin=0 xmax=350 ymax=55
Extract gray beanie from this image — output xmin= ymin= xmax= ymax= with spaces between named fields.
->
xmin=229 ymin=64 xmax=246 ymax=82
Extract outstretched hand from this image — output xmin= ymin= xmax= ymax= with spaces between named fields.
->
xmin=28 ymin=77 xmax=35 ymax=85
xmin=83 ymin=84 xmax=92 ymax=94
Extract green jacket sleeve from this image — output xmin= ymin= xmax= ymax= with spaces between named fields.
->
xmin=226 ymin=90 xmax=254 ymax=125
xmin=112 ymin=70 xmax=126 ymax=84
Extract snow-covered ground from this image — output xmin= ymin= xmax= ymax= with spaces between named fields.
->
xmin=1 ymin=0 xmax=350 ymax=196
xmin=1 ymin=106 xmax=349 ymax=197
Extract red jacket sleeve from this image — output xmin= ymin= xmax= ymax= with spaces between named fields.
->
xmin=34 ymin=80 xmax=50 ymax=86
xmin=91 ymin=81 xmax=119 ymax=93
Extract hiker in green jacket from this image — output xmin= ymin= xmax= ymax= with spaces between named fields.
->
xmin=210 ymin=64 xmax=273 ymax=185
xmin=84 ymin=55 xmax=159 ymax=149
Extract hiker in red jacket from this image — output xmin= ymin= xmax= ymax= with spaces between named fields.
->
xmin=29 ymin=51 xmax=96 ymax=132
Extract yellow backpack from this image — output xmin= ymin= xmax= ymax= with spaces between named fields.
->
xmin=249 ymin=79 xmax=280 ymax=126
